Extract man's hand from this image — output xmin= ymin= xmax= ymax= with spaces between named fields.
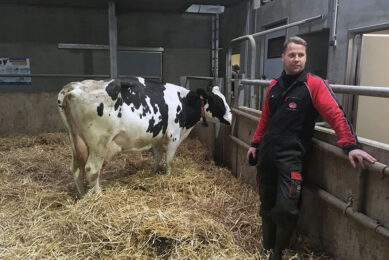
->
xmin=348 ymin=149 xmax=376 ymax=169
xmin=247 ymin=147 xmax=257 ymax=162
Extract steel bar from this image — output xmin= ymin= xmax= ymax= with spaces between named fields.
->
xmin=229 ymin=135 xmax=250 ymax=150
xmin=58 ymin=43 xmax=164 ymax=52
xmin=239 ymin=79 xmax=389 ymax=98
xmin=184 ymin=76 xmax=214 ymax=81
xmin=0 ymin=74 xmax=160 ymax=79
xmin=330 ymin=0 xmax=339 ymax=46
xmin=250 ymin=15 xmax=323 ymax=39
xmin=331 ymin=84 xmax=389 ymax=98
xmin=226 ymin=35 xmax=256 ymax=105
xmin=231 ymin=108 xmax=260 ymax=122
xmin=108 ymin=1 xmax=118 ymax=79
xmin=306 ymin=184 xmax=389 ymax=241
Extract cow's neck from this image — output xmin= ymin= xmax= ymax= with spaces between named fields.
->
xmin=181 ymin=92 xmax=202 ymax=129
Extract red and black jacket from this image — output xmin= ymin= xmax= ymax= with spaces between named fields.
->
xmin=251 ymin=70 xmax=360 ymax=154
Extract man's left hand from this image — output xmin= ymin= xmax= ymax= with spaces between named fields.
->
xmin=348 ymin=149 xmax=376 ymax=169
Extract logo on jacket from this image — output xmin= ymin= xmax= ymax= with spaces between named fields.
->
xmin=288 ymin=102 xmax=297 ymax=109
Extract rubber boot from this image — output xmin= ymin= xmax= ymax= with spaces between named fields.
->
xmin=262 ymin=216 xmax=276 ymax=250
xmin=271 ymin=225 xmax=295 ymax=260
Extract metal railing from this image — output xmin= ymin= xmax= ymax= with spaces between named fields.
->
xmin=0 ymin=73 xmax=161 ymax=79
xmin=225 ymin=14 xmax=323 ymax=108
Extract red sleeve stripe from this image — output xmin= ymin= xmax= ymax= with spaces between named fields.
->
xmin=308 ymin=73 xmax=359 ymax=145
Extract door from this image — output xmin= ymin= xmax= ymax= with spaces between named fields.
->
xmin=356 ymin=34 xmax=389 ymax=144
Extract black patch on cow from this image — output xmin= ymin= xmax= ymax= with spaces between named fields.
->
xmin=119 ymin=79 xmax=169 ymax=137
xmin=114 ymin=97 xmax=123 ymax=111
xmin=175 ymin=91 xmax=202 ymax=129
xmin=97 ymin=103 xmax=104 ymax=117
xmin=106 ymin=77 xmax=144 ymax=101
xmin=105 ymin=80 xmax=121 ymax=101
xmin=206 ymin=92 xmax=229 ymax=124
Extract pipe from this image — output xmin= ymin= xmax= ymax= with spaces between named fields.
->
xmin=305 ymin=184 xmax=389 ymax=241
xmin=239 ymin=79 xmax=389 ymax=98
xmin=108 ymin=1 xmax=118 ymax=79
xmin=226 ymin=35 xmax=256 ymax=106
xmin=0 ymin=74 xmax=160 ymax=79
xmin=184 ymin=76 xmax=214 ymax=81
xmin=231 ymin=108 xmax=260 ymax=122
xmin=229 ymin=135 xmax=250 ymax=150
xmin=331 ymin=84 xmax=389 ymax=98
xmin=330 ymin=0 xmax=339 ymax=46
xmin=58 ymin=43 xmax=164 ymax=52
xmin=250 ymin=14 xmax=323 ymax=39
xmin=215 ymin=14 xmax=219 ymax=78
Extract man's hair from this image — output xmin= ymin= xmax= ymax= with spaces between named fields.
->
xmin=282 ymin=36 xmax=307 ymax=53
xmin=232 ymin=64 xmax=240 ymax=71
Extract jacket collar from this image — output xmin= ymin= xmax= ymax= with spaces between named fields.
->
xmin=277 ymin=69 xmax=307 ymax=83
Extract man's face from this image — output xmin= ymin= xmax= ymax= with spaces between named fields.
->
xmin=281 ymin=42 xmax=306 ymax=75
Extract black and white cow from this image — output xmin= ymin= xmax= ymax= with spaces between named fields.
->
xmin=58 ymin=77 xmax=232 ymax=197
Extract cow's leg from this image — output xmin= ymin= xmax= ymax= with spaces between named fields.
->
xmin=69 ymin=133 xmax=88 ymax=198
xmin=152 ymin=145 xmax=163 ymax=173
xmin=68 ymin=138 xmax=84 ymax=197
xmin=84 ymin=135 xmax=111 ymax=193
xmin=166 ymin=141 xmax=180 ymax=174
xmin=84 ymin=150 xmax=105 ymax=193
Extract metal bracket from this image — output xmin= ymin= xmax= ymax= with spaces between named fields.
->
xmin=344 ymin=195 xmax=353 ymax=214
xmin=382 ymin=166 xmax=389 ymax=179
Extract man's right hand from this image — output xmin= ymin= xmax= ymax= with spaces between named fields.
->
xmin=247 ymin=147 xmax=257 ymax=162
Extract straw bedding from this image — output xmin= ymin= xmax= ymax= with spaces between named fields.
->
xmin=0 ymin=133 xmax=331 ymax=259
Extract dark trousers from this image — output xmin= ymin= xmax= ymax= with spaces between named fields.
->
xmin=257 ymin=149 xmax=304 ymax=256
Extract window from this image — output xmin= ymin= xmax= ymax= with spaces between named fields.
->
xmin=267 ymin=36 xmax=285 ymax=59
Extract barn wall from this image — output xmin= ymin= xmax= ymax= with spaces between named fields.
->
xmin=0 ymin=4 xmax=212 ymax=135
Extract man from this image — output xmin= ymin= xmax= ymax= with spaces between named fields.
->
xmin=232 ymin=64 xmax=240 ymax=77
xmin=231 ymin=64 xmax=241 ymax=96
xmin=246 ymin=36 xmax=376 ymax=260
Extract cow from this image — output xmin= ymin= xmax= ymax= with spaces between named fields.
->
xmin=58 ymin=77 xmax=232 ymax=198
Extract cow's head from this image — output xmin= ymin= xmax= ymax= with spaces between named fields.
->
xmin=197 ymin=86 xmax=232 ymax=125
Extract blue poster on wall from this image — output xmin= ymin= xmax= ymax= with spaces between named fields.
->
xmin=0 ymin=58 xmax=31 ymax=85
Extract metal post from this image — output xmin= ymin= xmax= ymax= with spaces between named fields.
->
xmin=215 ymin=14 xmax=219 ymax=78
xmin=330 ymin=0 xmax=339 ymax=46
xmin=108 ymin=1 xmax=118 ymax=79
xmin=212 ymin=15 xmax=215 ymax=78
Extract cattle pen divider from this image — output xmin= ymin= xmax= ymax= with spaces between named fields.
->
xmin=229 ymin=77 xmax=389 ymax=241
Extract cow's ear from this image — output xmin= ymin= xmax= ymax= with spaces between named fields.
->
xmin=206 ymin=86 xmax=212 ymax=92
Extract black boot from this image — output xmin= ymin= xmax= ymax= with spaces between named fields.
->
xmin=261 ymin=216 xmax=276 ymax=251
xmin=271 ymin=225 xmax=295 ymax=260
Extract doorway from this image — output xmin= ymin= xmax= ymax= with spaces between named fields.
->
xmin=355 ymin=32 xmax=389 ymax=144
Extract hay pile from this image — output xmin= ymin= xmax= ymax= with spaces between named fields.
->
xmin=0 ymin=133 xmax=331 ymax=259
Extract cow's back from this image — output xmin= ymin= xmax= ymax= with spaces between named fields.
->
xmin=58 ymin=79 xmax=190 ymax=154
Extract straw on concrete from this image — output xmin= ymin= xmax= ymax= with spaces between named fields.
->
xmin=0 ymin=133 xmax=331 ymax=259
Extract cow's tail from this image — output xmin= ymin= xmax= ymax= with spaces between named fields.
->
xmin=57 ymin=83 xmax=74 ymax=134
xmin=57 ymin=83 xmax=88 ymax=171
